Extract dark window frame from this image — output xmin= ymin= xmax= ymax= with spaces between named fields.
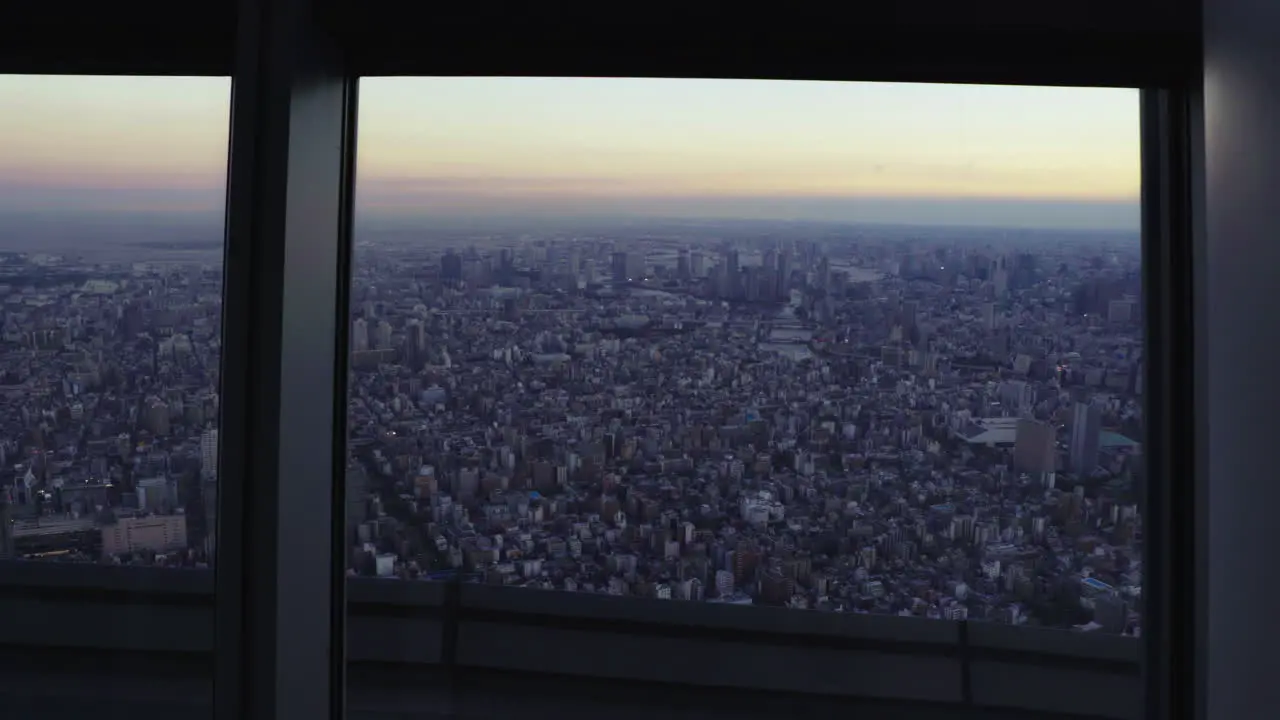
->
xmin=1 ymin=3 xmax=1202 ymax=720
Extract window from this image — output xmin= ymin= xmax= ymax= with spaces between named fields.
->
xmin=0 ymin=74 xmax=228 ymax=713
xmin=344 ymin=76 xmax=1145 ymax=713
xmin=4 ymin=4 xmax=1216 ymax=719
xmin=0 ymin=76 xmax=229 ymax=567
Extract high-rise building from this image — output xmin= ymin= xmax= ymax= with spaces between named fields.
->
xmin=993 ymin=255 xmax=1010 ymax=297
xmin=352 ymin=317 xmax=369 ymax=352
xmin=346 ymin=463 xmax=369 ymax=546
xmin=0 ymin=488 xmax=12 ymax=561
xmin=689 ymin=251 xmax=705 ymax=279
xmin=776 ymin=249 xmax=792 ymax=298
xmin=714 ymin=569 xmax=734 ymax=598
xmin=441 ymin=249 xmax=463 ymax=284
xmin=1070 ymin=401 xmax=1103 ymax=474
xmin=405 ymin=320 xmax=427 ymax=368
xmin=495 ymin=248 xmax=515 ymax=285
xmin=611 ymin=251 xmax=629 ymax=284
xmin=1000 ymin=380 xmax=1033 ymax=417
xmin=1013 ymin=419 xmax=1056 ymax=473
xmin=375 ymin=320 xmax=393 ymax=350
xmin=200 ymin=428 xmax=219 ymax=481
xmin=407 ymin=319 xmax=425 ymax=353
xmin=902 ymin=300 xmax=918 ymax=331
xmin=762 ymin=248 xmax=778 ymax=272
xmin=725 ymin=250 xmax=741 ymax=298
xmin=626 ymin=253 xmax=645 ymax=282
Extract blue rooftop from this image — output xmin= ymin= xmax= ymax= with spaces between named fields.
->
xmin=1100 ymin=431 xmax=1139 ymax=449
xmin=1082 ymin=577 xmax=1114 ymax=592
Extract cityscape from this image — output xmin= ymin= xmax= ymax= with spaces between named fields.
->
xmin=0 ymin=76 xmax=1143 ymax=637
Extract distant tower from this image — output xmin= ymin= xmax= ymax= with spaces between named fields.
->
xmin=901 ymin=301 xmax=919 ymax=332
xmin=690 ymin=251 xmax=706 ymax=279
xmin=776 ymin=250 xmax=792 ymax=298
xmin=611 ymin=252 xmax=629 ymax=285
xmin=725 ymin=250 xmax=741 ymax=298
xmin=992 ymin=256 xmax=1010 ymax=298
xmin=441 ymin=249 xmax=463 ymax=285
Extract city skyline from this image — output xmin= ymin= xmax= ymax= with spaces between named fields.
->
xmin=0 ymin=76 xmax=1140 ymax=230
xmin=0 ymin=73 xmax=1146 ymax=636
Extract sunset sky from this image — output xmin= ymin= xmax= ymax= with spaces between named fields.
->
xmin=0 ymin=75 xmax=1141 ymax=229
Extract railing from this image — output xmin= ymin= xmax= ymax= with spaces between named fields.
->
xmin=0 ymin=563 xmax=1140 ymax=719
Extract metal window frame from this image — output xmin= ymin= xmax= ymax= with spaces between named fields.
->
xmin=1140 ymin=84 xmax=1202 ymax=720
xmin=215 ymin=1 xmax=356 ymax=719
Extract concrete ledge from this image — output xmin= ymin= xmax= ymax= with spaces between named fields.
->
xmin=348 ymin=576 xmax=445 ymax=607
xmin=967 ymin=621 xmax=1140 ymax=664
xmin=0 ymin=562 xmax=1142 ymax=718
xmin=458 ymin=620 xmax=964 ymax=703
xmin=0 ymin=562 xmax=213 ymax=595
xmin=0 ymin=596 xmax=213 ymax=652
xmin=459 ymin=583 xmax=958 ymax=646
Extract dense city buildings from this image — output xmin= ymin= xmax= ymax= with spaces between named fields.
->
xmin=0 ymin=248 xmax=221 ymax=567
xmin=339 ymin=222 xmax=1144 ymax=635
xmin=0 ymin=217 xmax=1143 ymax=635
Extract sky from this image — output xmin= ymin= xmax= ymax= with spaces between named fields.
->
xmin=0 ymin=75 xmax=1141 ymax=230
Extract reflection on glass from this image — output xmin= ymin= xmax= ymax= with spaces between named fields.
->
xmin=0 ymin=75 xmax=230 ymax=568
xmin=348 ymin=78 xmax=1143 ymax=635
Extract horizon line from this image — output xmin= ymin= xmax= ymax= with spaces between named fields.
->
xmin=0 ymin=180 xmax=1139 ymax=205
xmin=0 ymin=208 xmax=1142 ymax=236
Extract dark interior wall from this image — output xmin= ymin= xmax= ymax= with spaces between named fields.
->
xmin=1201 ymin=1 xmax=1280 ymax=718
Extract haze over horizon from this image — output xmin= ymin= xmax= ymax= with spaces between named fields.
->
xmin=0 ymin=75 xmax=1141 ymax=232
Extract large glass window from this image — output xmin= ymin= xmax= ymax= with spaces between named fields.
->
xmin=0 ymin=74 xmax=229 ymax=719
xmin=347 ymin=77 xmax=1143 ymax=634
xmin=0 ymin=76 xmax=229 ymax=568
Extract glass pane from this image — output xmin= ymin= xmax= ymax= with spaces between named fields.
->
xmin=0 ymin=75 xmax=228 ymax=718
xmin=347 ymin=77 xmax=1142 ymax=717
